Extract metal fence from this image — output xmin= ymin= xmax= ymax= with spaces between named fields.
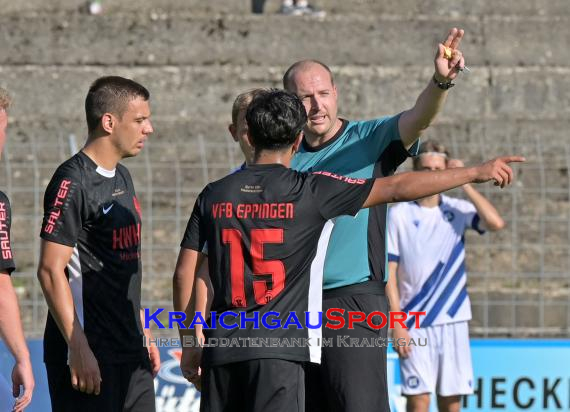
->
xmin=3 ymin=130 xmax=569 ymax=338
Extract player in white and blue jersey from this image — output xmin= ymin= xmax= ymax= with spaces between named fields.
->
xmin=387 ymin=140 xmax=506 ymax=412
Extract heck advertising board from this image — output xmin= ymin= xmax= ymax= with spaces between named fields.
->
xmin=1 ymin=340 xmax=568 ymax=411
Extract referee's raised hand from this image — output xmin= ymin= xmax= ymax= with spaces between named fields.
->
xmin=434 ymin=27 xmax=466 ymax=82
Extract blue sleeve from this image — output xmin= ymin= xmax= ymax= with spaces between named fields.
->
xmin=471 ymin=214 xmax=486 ymax=235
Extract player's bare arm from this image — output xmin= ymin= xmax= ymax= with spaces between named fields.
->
xmin=386 ymin=262 xmax=412 ymax=358
xmin=193 ymin=257 xmax=213 ymax=342
xmin=37 ymin=239 xmax=102 ymax=395
xmin=398 ymin=27 xmax=466 ymax=148
xmin=0 ymin=273 xmax=35 ymax=411
xmin=448 ymin=158 xmax=506 ymax=231
xmin=363 ymin=156 xmax=525 ymax=208
xmin=173 ymin=250 xmax=212 ymax=342
xmin=173 ymin=248 xmax=209 ymax=389
xmin=183 ymin=262 xmax=211 ymax=392
xmin=173 ymin=249 xmax=206 ymax=335
xmin=140 ymin=309 xmax=161 ymax=377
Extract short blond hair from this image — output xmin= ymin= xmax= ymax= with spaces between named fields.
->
xmin=0 ymin=87 xmax=11 ymax=111
xmin=231 ymin=88 xmax=270 ymax=126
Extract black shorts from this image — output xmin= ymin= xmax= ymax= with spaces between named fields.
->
xmin=46 ymin=358 xmax=155 ymax=412
xmin=201 ymin=359 xmax=305 ymax=412
xmin=306 ymin=282 xmax=390 ymax=412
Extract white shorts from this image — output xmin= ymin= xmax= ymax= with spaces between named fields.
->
xmin=400 ymin=321 xmax=474 ymax=397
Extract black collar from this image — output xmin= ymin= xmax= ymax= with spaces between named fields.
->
xmin=301 ymin=119 xmax=348 ymax=153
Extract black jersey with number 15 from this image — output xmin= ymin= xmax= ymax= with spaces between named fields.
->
xmin=181 ymin=164 xmax=374 ymax=366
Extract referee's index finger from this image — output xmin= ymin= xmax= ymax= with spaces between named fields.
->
xmin=501 ymin=156 xmax=526 ymax=163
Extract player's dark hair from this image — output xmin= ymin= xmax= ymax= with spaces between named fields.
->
xmin=246 ymin=89 xmax=307 ymax=153
xmin=85 ymin=76 xmax=150 ymax=134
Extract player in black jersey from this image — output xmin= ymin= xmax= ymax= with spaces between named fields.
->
xmin=37 ymin=76 xmax=160 ymax=412
xmin=174 ymin=89 xmax=269 ymax=390
xmin=0 ymin=88 xmax=35 ymax=412
xmin=173 ymin=89 xmax=523 ymax=412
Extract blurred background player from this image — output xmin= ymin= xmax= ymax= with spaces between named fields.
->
xmin=37 ymin=76 xmax=160 ymax=411
xmin=387 ymin=140 xmax=506 ymax=412
xmin=283 ymin=27 xmax=466 ymax=412
xmin=0 ymin=88 xmax=35 ymax=412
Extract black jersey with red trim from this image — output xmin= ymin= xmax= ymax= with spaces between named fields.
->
xmin=40 ymin=151 xmax=146 ymax=364
xmin=181 ymin=164 xmax=374 ymax=366
xmin=0 ymin=191 xmax=16 ymax=274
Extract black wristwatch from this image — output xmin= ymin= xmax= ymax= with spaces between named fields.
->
xmin=433 ymin=75 xmax=455 ymax=90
